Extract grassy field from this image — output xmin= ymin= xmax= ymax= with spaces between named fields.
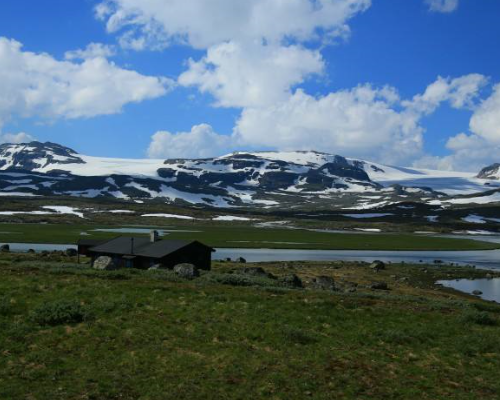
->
xmin=0 ymin=222 xmax=499 ymax=251
xmin=0 ymin=254 xmax=499 ymax=399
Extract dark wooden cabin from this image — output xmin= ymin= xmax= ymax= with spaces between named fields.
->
xmin=81 ymin=233 xmax=214 ymax=270
xmin=77 ymin=239 xmax=107 ymax=257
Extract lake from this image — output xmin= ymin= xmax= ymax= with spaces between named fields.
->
xmin=1 ymin=243 xmax=499 ymax=270
xmin=438 ymin=278 xmax=500 ymax=303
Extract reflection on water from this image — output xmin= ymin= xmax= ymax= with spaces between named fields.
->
xmin=438 ymin=278 xmax=500 ymax=303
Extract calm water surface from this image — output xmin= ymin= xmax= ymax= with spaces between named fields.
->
xmin=438 ymin=279 xmax=500 ymax=303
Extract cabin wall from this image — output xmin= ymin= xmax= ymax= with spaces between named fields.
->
xmin=160 ymin=244 xmax=212 ymax=270
xmin=88 ymin=242 xmax=213 ymax=271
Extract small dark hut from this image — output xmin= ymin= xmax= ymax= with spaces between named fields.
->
xmin=78 ymin=231 xmax=214 ymax=270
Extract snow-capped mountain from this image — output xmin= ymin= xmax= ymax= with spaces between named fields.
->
xmin=0 ymin=141 xmax=499 ymax=209
xmin=477 ymin=163 xmax=500 ymax=180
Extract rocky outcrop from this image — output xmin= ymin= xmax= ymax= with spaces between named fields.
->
xmin=174 ymin=263 xmax=200 ymax=279
xmin=477 ymin=163 xmax=500 ymax=180
xmin=0 ymin=141 xmax=84 ymax=171
xmin=311 ymin=276 xmax=339 ymax=291
xmin=93 ymin=256 xmax=118 ymax=271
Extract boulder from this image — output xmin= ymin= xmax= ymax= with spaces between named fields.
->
xmin=278 ymin=274 xmax=303 ymax=288
xmin=237 ymin=257 xmax=247 ymax=264
xmin=65 ymin=248 xmax=78 ymax=257
xmin=239 ymin=267 xmax=275 ymax=279
xmin=311 ymin=276 xmax=339 ymax=291
xmin=174 ymin=263 xmax=199 ymax=280
xmin=370 ymin=282 xmax=389 ymax=290
xmin=148 ymin=264 xmax=162 ymax=271
xmin=93 ymin=256 xmax=118 ymax=271
xmin=27 ymin=249 xmax=36 ymax=254
xmin=0 ymin=244 xmax=10 ymax=253
xmin=472 ymin=290 xmax=483 ymax=296
xmin=370 ymin=260 xmax=385 ymax=271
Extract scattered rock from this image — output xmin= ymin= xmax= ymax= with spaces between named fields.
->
xmin=27 ymin=249 xmax=35 ymax=254
xmin=278 ymin=274 xmax=303 ymax=288
xmin=148 ymin=264 xmax=162 ymax=271
xmin=370 ymin=260 xmax=386 ymax=271
xmin=238 ymin=267 xmax=276 ymax=279
xmin=65 ymin=248 xmax=77 ymax=257
xmin=472 ymin=290 xmax=483 ymax=296
xmin=0 ymin=244 xmax=10 ymax=253
xmin=311 ymin=276 xmax=339 ymax=291
xmin=93 ymin=256 xmax=118 ymax=271
xmin=399 ymin=277 xmax=410 ymax=283
xmin=370 ymin=282 xmax=389 ymax=290
xmin=173 ymin=263 xmax=199 ymax=280
xmin=237 ymin=257 xmax=247 ymax=264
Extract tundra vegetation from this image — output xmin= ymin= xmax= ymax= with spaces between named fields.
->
xmin=0 ymin=252 xmax=499 ymax=399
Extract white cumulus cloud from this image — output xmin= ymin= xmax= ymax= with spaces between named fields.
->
xmin=470 ymin=83 xmax=500 ymax=144
xmin=147 ymin=124 xmax=239 ymax=159
xmin=425 ymin=0 xmax=459 ymax=13
xmin=234 ymin=86 xmax=424 ymax=164
xmin=403 ymin=74 xmax=488 ymax=115
xmin=0 ymin=132 xmax=35 ymax=145
xmin=64 ymin=43 xmax=117 ymax=60
xmin=96 ymin=0 xmax=371 ymax=50
xmin=179 ymin=41 xmax=324 ymax=108
xmin=0 ymin=37 xmax=173 ymax=128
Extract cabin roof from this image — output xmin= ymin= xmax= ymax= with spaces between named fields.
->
xmin=88 ymin=237 xmax=214 ymax=259
xmin=77 ymin=239 xmax=108 ymax=247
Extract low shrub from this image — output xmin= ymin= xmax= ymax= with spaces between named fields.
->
xmin=281 ymin=326 xmax=318 ymax=345
xmin=0 ymin=295 xmax=12 ymax=316
xmin=148 ymin=269 xmax=185 ymax=283
xmin=459 ymin=310 xmax=497 ymax=326
xmin=472 ymin=302 xmax=500 ymax=314
xmin=30 ymin=300 xmax=93 ymax=326
xmin=201 ymin=273 xmax=281 ymax=288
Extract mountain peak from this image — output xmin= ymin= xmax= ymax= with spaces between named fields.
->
xmin=0 ymin=141 xmax=84 ymax=171
xmin=477 ymin=163 xmax=500 ymax=180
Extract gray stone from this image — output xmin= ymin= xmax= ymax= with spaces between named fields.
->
xmin=174 ymin=263 xmax=199 ymax=279
xmin=472 ymin=290 xmax=483 ymax=296
xmin=278 ymin=274 xmax=303 ymax=288
xmin=65 ymin=248 xmax=77 ymax=257
xmin=311 ymin=276 xmax=339 ymax=291
xmin=239 ymin=267 xmax=275 ymax=279
xmin=148 ymin=264 xmax=162 ymax=271
xmin=370 ymin=260 xmax=385 ymax=271
xmin=27 ymin=249 xmax=35 ymax=254
xmin=93 ymin=256 xmax=118 ymax=271
xmin=0 ymin=244 xmax=10 ymax=253
xmin=237 ymin=257 xmax=247 ymax=264
xmin=370 ymin=282 xmax=389 ymax=290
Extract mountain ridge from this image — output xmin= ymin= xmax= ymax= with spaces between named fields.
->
xmin=0 ymin=141 xmax=499 ymax=209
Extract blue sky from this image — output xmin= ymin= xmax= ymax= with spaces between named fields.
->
xmin=0 ymin=0 xmax=499 ymax=171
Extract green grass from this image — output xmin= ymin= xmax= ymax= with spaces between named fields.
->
xmin=1 ymin=222 xmax=499 ymax=251
xmin=0 ymin=259 xmax=499 ymax=399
